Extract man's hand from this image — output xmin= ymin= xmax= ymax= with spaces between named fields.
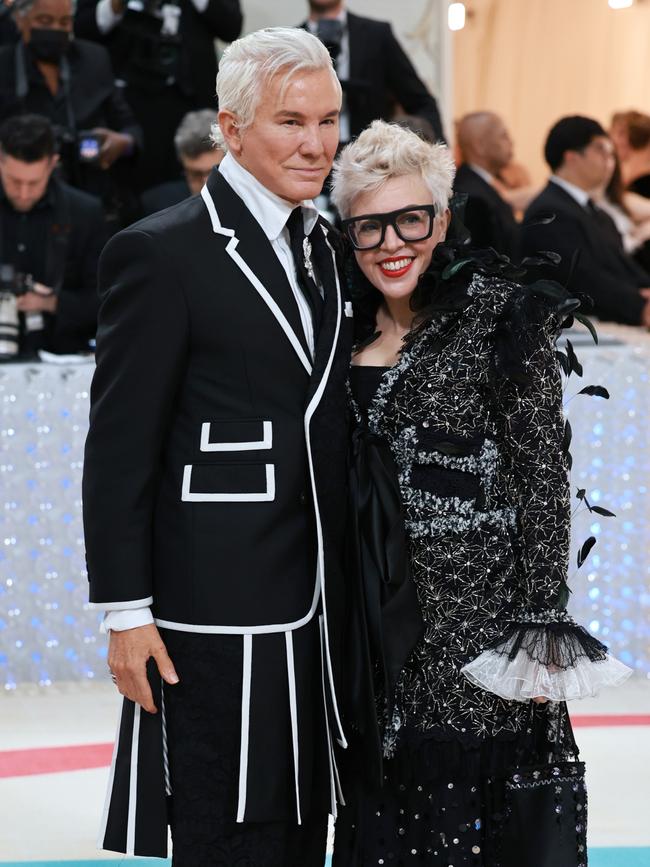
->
xmin=15 ymin=284 xmax=57 ymax=314
xmin=94 ymin=128 xmax=134 ymax=169
xmin=108 ymin=623 xmax=179 ymax=714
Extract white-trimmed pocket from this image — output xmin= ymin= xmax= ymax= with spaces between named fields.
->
xmin=200 ymin=420 xmax=272 ymax=452
xmin=344 ymin=302 xmax=353 ymax=318
xmin=181 ymin=463 xmax=276 ymax=502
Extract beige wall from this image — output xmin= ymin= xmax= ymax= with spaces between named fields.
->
xmin=453 ymin=0 xmax=650 ymax=182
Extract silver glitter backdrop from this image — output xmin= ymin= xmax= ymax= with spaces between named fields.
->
xmin=0 ymin=322 xmax=648 ymax=687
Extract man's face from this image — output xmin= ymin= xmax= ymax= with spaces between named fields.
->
xmin=181 ymin=149 xmax=224 ymax=196
xmin=573 ymin=136 xmax=616 ymax=189
xmin=17 ymin=0 xmax=74 ymax=43
xmin=308 ymin=0 xmax=344 ymax=16
xmin=484 ymin=118 xmax=514 ymax=172
xmin=0 ymin=152 xmax=57 ymax=212
xmin=224 ymin=68 xmax=341 ymax=205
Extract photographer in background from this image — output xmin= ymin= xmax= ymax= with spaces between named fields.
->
xmin=0 ymin=114 xmax=106 ymax=359
xmin=0 ymin=0 xmax=19 ymax=44
xmin=0 ymin=0 xmax=142 ymax=229
xmin=74 ymin=0 xmax=242 ymax=191
xmin=140 ymin=108 xmax=224 ymax=215
xmin=302 ymin=0 xmax=444 ymax=146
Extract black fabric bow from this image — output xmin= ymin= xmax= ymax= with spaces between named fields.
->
xmin=344 ymin=424 xmax=424 ymax=786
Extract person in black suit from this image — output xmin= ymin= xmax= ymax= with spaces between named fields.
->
xmin=454 ymin=111 xmax=520 ymax=257
xmin=74 ymin=0 xmax=242 ymax=191
xmin=303 ymin=0 xmax=444 ymax=145
xmin=140 ymin=108 xmax=224 ymax=216
xmin=522 ymin=115 xmax=650 ymax=326
xmin=83 ymin=27 xmax=354 ymax=864
xmin=0 ymin=0 xmax=142 ymax=228
xmin=0 ymin=113 xmax=106 ymax=356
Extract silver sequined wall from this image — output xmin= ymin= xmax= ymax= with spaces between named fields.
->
xmin=0 ymin=322 xmax=648 ymax=687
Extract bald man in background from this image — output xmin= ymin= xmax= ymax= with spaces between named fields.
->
xmin=454 ymin=111 xmax=520 ymax=257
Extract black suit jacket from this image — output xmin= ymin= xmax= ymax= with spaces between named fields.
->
xmin=82 ymin=168 xmax=354 ymax=846
xmin=304 ymin=12 xmax=444 ymax=141
xmin=522 ymin=181 xmax=648 ymax=324
xmin=74 ymin=0 xmax=242 ymax=108
xmin=0 ymin=176 xmax=107 ymax=353
xmin=453 ymin=163 xmax=519 ymax=258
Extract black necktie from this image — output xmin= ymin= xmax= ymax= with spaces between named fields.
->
xmin=286 ymin=207 xmax=323 ymax=336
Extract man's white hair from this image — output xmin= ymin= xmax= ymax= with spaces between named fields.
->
xmin=216 ymin=27 xmax=341 ymax=133
xmin=331 ymin=120 xmax=456 ymax=218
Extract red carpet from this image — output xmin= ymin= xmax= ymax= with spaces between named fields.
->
xmin=1 ymin=715 xmax=648 ymax=778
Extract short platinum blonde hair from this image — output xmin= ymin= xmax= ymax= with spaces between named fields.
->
xmin=331 ymin=120 xmax=456 ymax=218
xmin=216 ymin=27 xmax=341 ymax=133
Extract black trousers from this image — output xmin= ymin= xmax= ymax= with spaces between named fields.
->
xmin=162 ymin=629 xmax=329 ymax=867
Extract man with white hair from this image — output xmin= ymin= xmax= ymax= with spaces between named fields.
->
xmin=82 ymin=26 xmax=352 ymax=865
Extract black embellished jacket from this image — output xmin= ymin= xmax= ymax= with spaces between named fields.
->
xmin=353 ymin=265 xmax=627 ymax=752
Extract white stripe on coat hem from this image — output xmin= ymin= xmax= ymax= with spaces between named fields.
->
xmin=96 ymin=700 xmax=124 ymax=850
xmin=126 ymin=704 xmax=141 ymax=855
xmin=285 ymin=631 xmax=302 ymax=825
xmin=236 ymin=634 xmax=253 ymax=823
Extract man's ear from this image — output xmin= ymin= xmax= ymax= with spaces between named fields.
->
xmin=218 ymin=111 xmax=243 ymax=157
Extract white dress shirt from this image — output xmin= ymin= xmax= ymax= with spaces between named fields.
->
xmin=95 ymin=0 xmax=209 ymax=36
xmin=306 ymin=10 xmax=350 ymax=143
xmin=550 ymin=175 xmax=590 ymax=208
xmin=102 ymin=151 xmax=321 ymax=632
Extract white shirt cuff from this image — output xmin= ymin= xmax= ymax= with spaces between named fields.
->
xmin=96 ymin=0 xmax=124 ymax=34
xmin=190 ymin=0 xmax=209 ymax=13
xmin=101 ymin=606 xmax=154 ymax=633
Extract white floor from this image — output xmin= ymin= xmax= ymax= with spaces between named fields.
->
xmin=0 ymin=679 xmax=648 ymax=861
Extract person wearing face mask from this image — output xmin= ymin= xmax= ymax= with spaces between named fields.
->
xmin=329 ymin=120 xmax=631 ymax=867
xmin=0 ymin=0 xmax=142 ymax=229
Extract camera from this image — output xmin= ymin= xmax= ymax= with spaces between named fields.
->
xmin=0 ymin=264 xmax=34 ymax=358
xmin=0 ymin=263 xmax=34 ymax=297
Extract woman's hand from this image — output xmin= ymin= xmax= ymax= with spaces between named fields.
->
xmin=532 ymin=696 xmax=549 ymax=704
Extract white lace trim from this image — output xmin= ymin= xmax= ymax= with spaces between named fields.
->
xmin=461 ymin=645 xmax=633 ymax=702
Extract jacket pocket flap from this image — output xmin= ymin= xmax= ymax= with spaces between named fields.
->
xmin=182 ymin=463 xmax=275 ymax=502
xmin=200 ymin=419 xmax=272 ymax=452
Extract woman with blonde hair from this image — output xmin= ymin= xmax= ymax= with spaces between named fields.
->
xmin=331 ymin=120 xmax=630 ymax=867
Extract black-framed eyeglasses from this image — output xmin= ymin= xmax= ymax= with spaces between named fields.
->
xmin=341 ymin=204 xmax=440 ymax=251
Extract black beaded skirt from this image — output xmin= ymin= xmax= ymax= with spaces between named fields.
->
xmin=332 ymin=714 xmax=580 ymax=867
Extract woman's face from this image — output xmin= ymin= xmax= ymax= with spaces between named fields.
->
xmin=349 ymin=174 xmax=449 ymax=303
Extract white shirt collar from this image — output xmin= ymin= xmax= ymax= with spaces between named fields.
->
xmin=550 ymin=174 xmax=590 ymax=208
xmin=218 ymin=151 xmax=320 ymax=241
xmin=468 ymin=163 xmax=495 ymax=186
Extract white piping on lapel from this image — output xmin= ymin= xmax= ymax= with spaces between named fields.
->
xmin=303 ymin=229 xmax=347 ymax=750
xmin=200 ymin=185 xmax=312 ymax=377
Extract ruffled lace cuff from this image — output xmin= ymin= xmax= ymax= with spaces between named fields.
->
xmin=460 ymin=610 xmax=632 ymax=702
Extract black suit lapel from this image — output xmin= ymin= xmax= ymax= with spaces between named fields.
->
xmin=306 ymin=221 xmax=340 ymax=403
xmin=206 ymin=171 xmax=313 ymax=364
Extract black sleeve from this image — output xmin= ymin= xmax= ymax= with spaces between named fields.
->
xmin=522 ymin=215 xmax=645 ymax=325
xmin=83 ymin=228 xmax=189 ymax=605
xmin=383 ymin=23 xmax=445 ymax=142
xmin=54 ymin=198 xmax=108 ymax=345
xmin=192 ymin=0 xmax=243 ymax=41
xmin=74 ymin=0 xmax=104 ymax=42
xmin=102 ymin=79 xmax=143 ymax=148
